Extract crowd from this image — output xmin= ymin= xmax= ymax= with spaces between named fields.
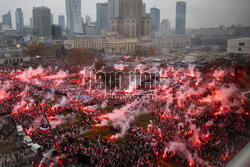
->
xmin=0 ymin=64 xmax=249 ymax=167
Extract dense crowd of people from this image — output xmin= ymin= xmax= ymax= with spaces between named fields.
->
xmin=0 ymin=64 xmax=249 ymax=167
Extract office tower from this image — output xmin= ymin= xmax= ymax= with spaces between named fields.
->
xmin=30 ymin=18 xmax=33 ymax=26
xmin=15 ymin=8 xmax=24 ymax=32
xmin=108 ymin=0 xmax=119 ymax=30
xmin=142 ymin=3 xmax=146 ymax=17
xmin=51 ymin=25 xmax=62 ymax=39
xmin=85 ymin=15 xmax=91 ymax=25
xmin=119 ymin=0 xmax=142 ymax=21
xmin=33 ymin=6 xmax=51 ymax=36
xmin=96 ymin=3 xmax=108 ymax=31
xmin=58 ymin=15 xmax=65 ymax=31
xmin=150 ymin=7 xmax=160 ymax=32
xmin=110 ymin=0 xmax=150 ymax=37
xmin=50 ymin=14 xmax=53 ymax=25
xmin=175 ymin=1 xmax=186 ymax=34
xmin=2 ymin=11 xmax=12 ymax=28
xmin=160 ymin=19 xmax=171 ymax=35
xmin=65 ymin=0 xmax=83 ymax=35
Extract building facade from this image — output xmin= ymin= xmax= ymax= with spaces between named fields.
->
xmin=227 ymin=38 xmax=250 ymax=55
xmin=96 ymin=3 xmax=109 ymax=31
xmin=160 ymin=19 xmax=171 ymax=36
xmin=58 ymin=15 xmax=65 ymax=31
xmin=33 ymin=6 xmax=51 ymax=36
xmin=50 ymin=14 xmax=54 ymax=25
xmin=51 ymin=25 xmax=62 ymax=39
xmin=15 ymin=8 xmax=24 ymax=32
xmin=142 ymin=3 xmax=146 ymax=17
xmin=150 ymin=7 xmax=160 ymax=32
xmin=110 ymin=0 xmax=151 ymax=37
xmin=85 ymin=15 xmax=91 ymax=25
xmin=64 ymin=32 xmax=155 ymax=55
xmin=2 ymin=11 xmax=12 ymax=28
xmin=175 ymin=1 xmax=186 ymax=34
xmin=108 ymin=0 xmax=119 ymax=30
xmin=65 ymin=0 xmax=83 ymax=35
xmin=30 ymin=18 xmax=33 ymax=26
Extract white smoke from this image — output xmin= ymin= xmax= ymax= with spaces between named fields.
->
xmin=44 ymin=70 xmax=68 ymax=80
xmin=114 ymin=64 xmax=126 ymax=71
xmin=0 ymin=80 xmax=12 ymax=100
xmin=16 ymin=65 xmax=44 ymax=81
xmin=163 ymin=141 xmax=209 ymax=167
xmin=12 ymin=86 xmax=30 ymax=112
xmin=100 ymin=100 xmax=149 ymax=137
xmin=54 ymin=96 xmax=68 ymax=108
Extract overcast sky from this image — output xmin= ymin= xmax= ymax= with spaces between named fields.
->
xmin=0 ymin=0 xmax=250 ymax=29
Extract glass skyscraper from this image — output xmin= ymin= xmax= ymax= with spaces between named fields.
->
xmin=175 ymin=1 xmax=186 ymax=34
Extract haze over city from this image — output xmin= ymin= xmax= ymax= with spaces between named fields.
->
xmin=0 ymin=0 xmax=250 ymax=28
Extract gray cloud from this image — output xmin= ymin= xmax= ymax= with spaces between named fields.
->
xmin=0 ymin=0 xmax=249 ymax=29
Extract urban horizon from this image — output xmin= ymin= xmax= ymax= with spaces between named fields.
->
xmin=0 ymin=0 xmax=250 ymax=29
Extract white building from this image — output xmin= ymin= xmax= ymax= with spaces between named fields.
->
xmin=65 ymin=0 xmax=83 ymax=35
xmin=185 ymin=53 xmax=198 ymax=63
xmin=227 ymin=38 xmax=250 ymax=54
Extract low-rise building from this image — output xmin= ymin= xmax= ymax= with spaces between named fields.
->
xmin=227 ymin=38 xmax=250 ymax=55
xmin=0 ymin=55 xmax=31 ymax=65
xmin=63 ymin=33 xmax=154 ymax=55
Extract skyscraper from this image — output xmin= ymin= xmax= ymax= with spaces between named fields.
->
xmin=30 ymin=18 xmax=33 ymax=26
xmin=110 ymin=0 xmax=151 ymax=37
xmin=2 ymin=11 xmax=12 ymax=28
xmin=160 ymin=19 xmax=171 ymax=36
xmin=51 ymin=25 xmax=62 ymax=39
xmin=142 ymin=3 xmax=146 ymax=17
xmin=50 ymin=14 xmax=54 ymax=25
xmin=96 ymin=3 xmax=108 ymax=31
xmin=65 ymin=0 xmax=83 ymax=35
xmin=175 ymin=1 xmax=186 ymax=34
xmin=15 ymin=8 xmax=24 ymax=32
xmin=85 ymin=15 xmax=91 ymax=25
xmin=108 ymin=0 xmax=119 ymax=30
xmin=58 ymin=15 xmax=65 ymax=31
xmin=33 ymin=6 xmax=51 ymax=36
xmin=150 ymin=7 xmax=160 ymax=32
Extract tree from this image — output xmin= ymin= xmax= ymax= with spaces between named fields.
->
xmin=56 ymin=48 xmax=61 ymax=58
xmin=61 ymin=45 xmax=66 ymax=56
xmin=68 ymin=48 xmax=85 ymax=64
xmin=27 ymin=44 xmax=46 ymax=57
xmin=95 ymin=57 xmax=105 ymax=71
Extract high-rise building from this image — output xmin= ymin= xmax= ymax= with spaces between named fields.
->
xmin=96 ymin=3 xmax=108 ymax=31
xmin=33 ymin=6 xmax=51 ymax=36
xmin=150 ymin=7 xmax=160 ymax=32
xmin=30 ymin=18 xmax=33 ymax=26
xmin=15 ymin=8 xmax=24 ymax=32
xmin=51 ymin=24 xmax=62 ymax=39
xmin=142 ymin=3 xmax=146 ymax=17
xmin=65 ymin=0 xmax=83 ymax=35
xmin=0 ymin=23 xmax=3 ymax=31
xmin=110 ymin=0 xmax=151 ymax=37
xmin=108 ymin=0 xmax=119 ymax=30
xmin=2 ymin=11 xmax=12 ymax=28
xmin=175 ymin=1 xmax=186 ymax=34
xmin=85 ymin=15 xmax=91 ymax=25
xmin=50 ymin=14 xmax=53 ymax=25
xmin=58 ymin=15 xmax=65 ymax=31
xmin=160 ymin=19 xmax=171 ymax=35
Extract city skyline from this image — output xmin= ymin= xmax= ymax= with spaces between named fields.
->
xmin=0 ymin=0 xmax=250 ymax=29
